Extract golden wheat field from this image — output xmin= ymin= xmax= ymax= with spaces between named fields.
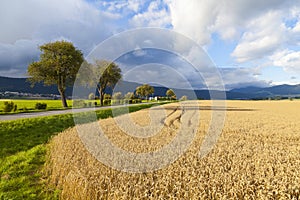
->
xmin=46 ymin=100 xmax=300 ymax=199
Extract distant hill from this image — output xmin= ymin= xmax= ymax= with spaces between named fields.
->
xmin=0 ymin=76 xmax=73 ymax=96
xmin=230 ymin=84 xmax=300 ymax=98
xmin=1 ymin=76 xmax=300 ymax=99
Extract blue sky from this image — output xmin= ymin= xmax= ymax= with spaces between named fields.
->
xmin=0 ymin=0 xmax=300 ymax=89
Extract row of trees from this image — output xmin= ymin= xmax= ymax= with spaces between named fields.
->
xmin=27 ymin=40 xmax=178 ymax=108
xmin=89 ymin=84 xmax=155 ymax=100
xmin=27 ymin=41 xmax=122 ymax=107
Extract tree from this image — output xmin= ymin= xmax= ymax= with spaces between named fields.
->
xmin=88 ymin=93 xmax=95 ymax=100
xmin=124 ymin=92 xmax=134 ymax=99
xmin=135 ymin=84 xmax=154 ymax=100
xmin=77 ymin=60 xmax=121 ymax=106
xmin=112 ymin=92 xmax=123 ymax=100
xmin=27 ymin=40 xmax=83 ymax=108
xmin=104 ymin=94 xmax=111 ymax=100
xmin=180 ymin=95 xmax=188 ymax=101
xmin=94 ymin=60 xmax=122 ymax=106
xmin=166 ymin=89 xmax=176 ymax=100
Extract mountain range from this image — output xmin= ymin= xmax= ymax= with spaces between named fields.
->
xmin=1 ymin=76 xmax=300 ymax=100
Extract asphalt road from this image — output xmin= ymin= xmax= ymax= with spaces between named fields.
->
xmin=0 ymin=103 xmax=155 ymax=122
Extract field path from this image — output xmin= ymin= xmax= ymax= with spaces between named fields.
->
xmin=0 ymin=102 xmax=158 ymax=122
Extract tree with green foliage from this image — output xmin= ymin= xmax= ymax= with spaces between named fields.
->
xmin=93 ymin=60 xmax=122 ymax=106
xmin=180 ymin=95 xmax=188 ymax=101
xmin=104 ymin=93 xmax=111 ymax=100
xmin=135 ymin=84 xmax=154 ymax=100
xmin=112 ymin=92 xmax=123 ymax=100
xmin=166 ymin=89 xmax=176 ymax=100
xmin=124 ymin=92 xmax=134 ymax=99
xmin=76 ymin=60 xmax=122 ymax=106
xmin=27 ymin=40 xmax=83 ymax=108
xmin=88 ymin=93 xmax=95 ymax=100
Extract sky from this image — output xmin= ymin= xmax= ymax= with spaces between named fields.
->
xmin=1 ymin=0 xmax=300 ymax=90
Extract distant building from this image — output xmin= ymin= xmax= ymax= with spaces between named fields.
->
xmin=149 ymin=96 xmax=158 ymax=101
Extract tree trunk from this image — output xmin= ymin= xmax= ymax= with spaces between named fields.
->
xmin=58 ymin=87 xmax=68 ymax=108
xmin=98 ymin=88 xmax=104 ymax=106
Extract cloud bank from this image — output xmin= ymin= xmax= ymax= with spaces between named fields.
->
xmin=0 ymin=0 xmax=299 ymax=88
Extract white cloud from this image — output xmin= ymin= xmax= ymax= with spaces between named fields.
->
xmin=167 ymin=0 xmax=218 ymax=45
xmin=167 ymin=0 xmax=300 ymax=66
xmin=167 ymin=0 xmax=293 ymax=44
xmin=130 ymin=1 xmax=171 ymax=27
xmin=270 ymin=49 xmax=300 ymax=73
xmin=231 ymin=11 xmax=286 ymax=62
xmin=127 ymin=0 xmax=143 ymax=13
xmin=99 ymin=0 xmax=145 ymax=16
xmin=132 ymin=46 xmax=147 ymax=57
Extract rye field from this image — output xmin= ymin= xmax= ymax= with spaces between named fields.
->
xmin=45 ymin=100 xmax=300 ymax=199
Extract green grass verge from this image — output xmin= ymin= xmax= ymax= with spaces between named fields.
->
xmin=0 ymin=99 xmax=168 ymax=115
xmin=0 ymin=99 xmax=101 ymax=114
xmin=0 ymin=102 xmax=169 ymax=199
xmin=0 ymin=99 xmax=73 ymax=110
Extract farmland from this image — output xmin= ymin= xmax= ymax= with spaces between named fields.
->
xmin=0 ymin=102 xmax=167 ymax=199
xmin=47 ymin=100 xmax=300 ymax=199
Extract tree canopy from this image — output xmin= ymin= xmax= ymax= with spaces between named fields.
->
xmin=112 ymin=92 xmax=123 ymax=100
xmin=27 ymin=40 xmax=83 ymax=108
xmin=77 ymin=60 xmax=122 ymax=106
xmin=124 ymin=92 xmax=134 ymax=99
xmin=135 ymin=84 xmax=154 ymax=100
xmin=92 ymin=60 xmax=122 ymax=106
xmin=166 ymin=89 xmax=176 ymax=99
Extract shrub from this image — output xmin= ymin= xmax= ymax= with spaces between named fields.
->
xmin=35 ymin=103 xmax=47 ymax=110
xmin=18 ymin=107 xmax=28 ymax=111
xmin=180 ymin=95 xmax=188 ymax=101
xmin=73 ymin=100 xmax=85 ymax=108
xmin=112 ymin=92 xmax=123 ymax=100
xmin=124 ymin=99 xmax=133 ymax=104
xmin=158 ymin=97 xmax=168 ymax=101
xmin=3 ymin=101 xmax=15 ymax=112
xmin=132 ymin=99 xmax=142 ymax=104
xmin=104 ymin=94 xmax=111 ymax=100
xmin=88 ymin=93 xmax=95 ymax=100
xmin=124 ymin=92 xmax=134 ymax=100
xmin=103 ymin=99 xmax=111 ymax=106
xmin=111 ymin=99 xmax=122 ymax=105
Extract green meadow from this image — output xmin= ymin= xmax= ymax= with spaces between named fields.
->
xmin=0 ymin=99 xmax=99 ymax=114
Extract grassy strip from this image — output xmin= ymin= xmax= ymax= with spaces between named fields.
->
xmin=0 ymin=145 xmax=59 ymax=200
xmin=0 ymin=99 xmax=91 ymax=115
xmin=0 ymin=99 xmax=165 ymax=115
xmin=0 ymin=102 xmax=168 ymax=199
xmin=0 ymin=99 xmax=73 ymax=110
